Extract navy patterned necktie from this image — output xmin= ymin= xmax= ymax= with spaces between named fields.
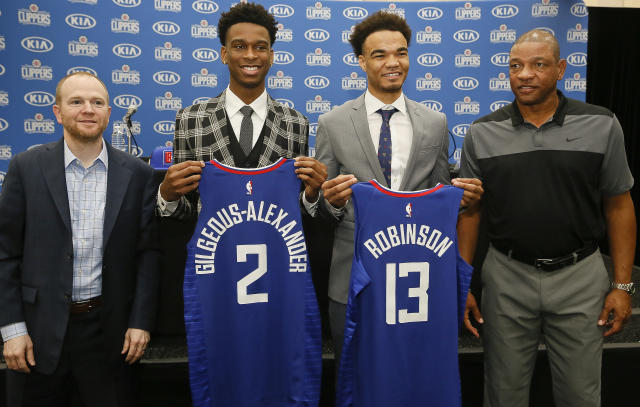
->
xmin=377 ymin=107 xmax=398 ymax=187
xmin=239 ymin=105 xmax=254 ymax=155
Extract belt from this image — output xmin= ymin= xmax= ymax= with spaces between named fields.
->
xmin=69 ymin=296 xmax=102 ymax=314
xmin=493 ymin=242 xmax=598 ymax=272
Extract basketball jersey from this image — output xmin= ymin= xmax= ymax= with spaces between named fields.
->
xmin=337 ymin=181 xmax=473 ymax=407
xmin=184 ymin=158 xmax=322 ymax=407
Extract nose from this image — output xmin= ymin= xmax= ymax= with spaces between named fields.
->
xmin=80 ymin=101 xmax=96 ymax=113
xmin=386 ymin=55 xmax=400 ymax=67
xmin=245 ymin=46 xmax=257 ymax=59
xmin=517 ymin=64 xmax=536 ymax=80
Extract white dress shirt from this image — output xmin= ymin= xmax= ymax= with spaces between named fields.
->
xmin=225 ymin=86 xmax=268 ymax=149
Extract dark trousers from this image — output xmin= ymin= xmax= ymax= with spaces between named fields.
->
xmin=6 ymin=309 xmax=138 ymax=407
xmin=328 ymin=299 xmax=347 ymax=378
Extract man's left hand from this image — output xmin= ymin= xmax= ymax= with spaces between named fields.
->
xmin=121 ymin=328 xmax=150 ymax=364
xmin=598 ymin=289 xmax=632 ymax=337
xmin=294 ymin=157 xmax=327 ymax=203
xmin=452 ymin=178 xmax=484 ymax=208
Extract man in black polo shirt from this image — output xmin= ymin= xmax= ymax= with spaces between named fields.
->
xmin=458 ymin=29 xmax=635 ymax=407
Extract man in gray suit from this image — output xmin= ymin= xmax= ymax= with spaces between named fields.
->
xmin=315 ymin=11 xmax=483 ymax=366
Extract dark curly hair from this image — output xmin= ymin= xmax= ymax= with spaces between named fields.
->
xmin=218 ymin=2 xmax=278 ymax=46
xmin=349 ymin=11 xmax=412 ymax=56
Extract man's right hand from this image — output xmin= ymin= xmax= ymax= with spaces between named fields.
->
xmin=464 ymin=292 xmax=484 ymax=338
xmin=322 ymin=174 xmax=358 ymax=209
xmin=3 ymin=335 xmax=35 ymax=373
xmin=159 ymin=160 xmax=205 ymax=202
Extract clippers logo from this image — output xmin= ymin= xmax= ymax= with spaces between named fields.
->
xmin=113 ymin=94 xmax=142 ymax=110
xmin=343 ymin=52 xmax=359 ymax=66
xmin=452 ymin=124 xmax=470 ymax=137
xmin=491 ymin=52 xmax=510 ymax=66
xmin=153 ymin=120 xmax=175 ymax=135
xmin=192 ymin=48 xmax=218 ymax=62
xmin=21 ymin=59 xmax=53 ymax=81
xmin=309 ymin=122 xmax=318 ymax=137
xmin=455 ymin=96 xmax=480 ymax=115
xmin=155 ymin=91 xmax=182 ymax=111
xmin=69 ymin=0 xmax=97 ymax=4
xmin=21 ymin=36 xmax=54 ymax=53
xmin=0 ymin=91 xmax=7 ymax=107
xmin=0 ymin=171 xmax=5 ymax=187
xmin=192 ymin=96 xmax=210 ymax=104
xmin=113 ymin=0 xmax=141 ymax=7
xmin=416 ymin=73 xmax=441 ymax=91
xmin=453 ymin=29 xmax=479 ymax=43
xmin=420 ymin=100 xmax=443 ymax=112
xmin=24 ymin=91 xmax=54 ymax=107
xmin=276 ymin=24 xmax=293 ymax=42
xmin=191 ymin=68 xmax=217 ymax=87
xmin=306 ymin=95 xmax=331 ymax=114
xmin=0 ymin=145 xmax=12 ymax=160
xmin=570 ymin=2 xmax=588 ymax=17
xmin=307 ymin=3 xmax=331 ymax=20
xmin=305 ymin=28 xmax=329 ymax=42
xmin=417 ymin=7 xmax=443 ymax=20
xmin=24 ymin=113 xmax=55 ymax=134
xmin=0 ymin=36 xmax=4 ymax=51
xmin=267 ymin=71 xmax=293 ymax=89
xmin=65 ymin=13 xmax=96 ymax=29
xmin=192 ymin=0 xmax=218 ymax=14
xmin=67 ymin=66 xmax=97 ymax=76
xmin=113 ymin=43 xmax=142 ymax=58
xmin=405 ymin=203 xmax=412 ymax=218
xmin=489 ymin=72 xmax=511 ymax=91
xmin=191 ymin=20 xmax=217 ymax=39
xmin=381 ymin=4 xmax=405 ymax=18
xmin=113 ymin=119 xmax=140 ymax=135
xmin=341 ymin=72 xmax=366 ymax=91
xmin=156 ymin=42 xmax=182 ymax=61
xmin=153 ymin=21 xmax=180 ymax=35
xmin=0 ymin=119 xmax=8 ymax=132
xmin=153 ymin=71 xmax=181 ymax=85
xmin=453 ymin=76 xmax=479 ymax=91
xmin=130 ymin=145 xmax=144 ymax=158
xmin=343 ymin=6 xmax=368 ymax=20
xmin=532 ymin=0 xmax=559 ymax=17
xmin=455 ymin=49 xmax=481 ymax=68
xmin=490 ymin=24 xmax=517 ymax=43
xmin=306 ymin=48 xmax=331 ymax=66
xmin=304 ymin=75 xmax=329 ymax=89
xmin=567 ymin=24 xmax=588 ymax=43
xmin=0 ymin=65 xmax=5 ymax=76
xmin=417 ymin=26 xmax=442 ymax=44
xmin=418 ymin=53 xmax=443 ymax=67
xmin=453 ymin=148 xmax=462 ymax=163
xmin=490 ymin=100 xmax=510 ymax=112
xmin=276 ymin=98 xmax=294 ymax=108
xmin=69 ymin=36 xmax=99 ymax=57
xmin=341 ymin=26 xmax=355 ymax=43
xmin=566 ymin=52 xmax=587 ymax=67
xmin=111 ymin=14 xmax=140 ymax=34
xmin=112 ymin=65 xmax=140 ymax=85
xmin=163 ymin=150 xmax=173 ymax=165
xmin=455 ymin=3 xmax=481 ymax=20
xmin=18 ymin=4 xmax=51 ymax=27
xmin=269 ymin=4 xmax=294 ymax=18
xmin=155 ymin=0 xmax=181 ymax=12
xmin=274 ymin=50 xmax=294 ymax=65
xmin=491 ymin=4 xmax=519 ymax=18
xmin=246 ymin=181 xmax=253 ymax=195
xmin=564 ymin=72 xmax=586 ymax=92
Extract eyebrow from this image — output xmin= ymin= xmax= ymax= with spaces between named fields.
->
xmin=370 ymin=47 xmax=408 ymax=56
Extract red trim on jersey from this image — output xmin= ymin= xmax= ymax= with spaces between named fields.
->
xmin=210 ymin=157 xmax=287 ymax=174
xmin=370 ymin=180 xmax=444 ymax=197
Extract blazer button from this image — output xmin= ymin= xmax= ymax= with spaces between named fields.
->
xmin=65 ymin=253 xmax=73 ymax=262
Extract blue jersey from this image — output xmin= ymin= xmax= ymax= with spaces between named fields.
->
xmin=184 ymin=158 xmax=322 ymax=407
xmin=337 ymin=181 xmax=473 ymax=407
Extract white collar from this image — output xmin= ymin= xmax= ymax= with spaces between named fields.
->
xmin=225 ymin=87 xmax=268 ymax=122
xmin=364 ymin=90 xmax=407 ymax=116
xmin=64 ymin=138 xmax=108 ymax=169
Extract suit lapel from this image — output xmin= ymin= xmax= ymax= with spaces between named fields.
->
xmin=350 ymin=95 xmax=387 ymax=186
xmin=40 ymin=139 xmax=72 ymax=232
xmin=103 ymin=144 xmax=132 ymax=245
xmin=400 ymin=96 xmax=425 ymax=191
xmin=206 ymin=91 xmax=236 ymax=165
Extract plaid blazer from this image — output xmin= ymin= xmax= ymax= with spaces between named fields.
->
xmin=170 ymin=90 xmax=309 ymax=219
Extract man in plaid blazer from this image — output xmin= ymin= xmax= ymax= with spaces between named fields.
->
xmin=157 ymin=3 xmax=326 ymax=218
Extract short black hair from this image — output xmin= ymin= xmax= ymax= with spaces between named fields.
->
xmin=218 ymin=2 xmax=278 ymax=46
xmin=349 ymin=11 xmax=412 ymax=56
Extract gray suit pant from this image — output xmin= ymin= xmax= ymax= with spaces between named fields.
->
xmin=482 ymin=245 xmax=609 ymax=407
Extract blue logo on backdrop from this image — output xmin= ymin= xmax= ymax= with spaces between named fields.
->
xmin=192 ymin=0 xmax=219 ymax=14
xmin=452 ymin=124 xmax=470 ymax=137
xmin=153 ymin=71 xmax=181 ymax=85
xmin=0 ymin=119 xmax=8 ymax=132
xmin=155 ymin=0 xmax=182 ymax=12
xmin=566 ymin=52 xmax=587 ymax=66
xmin=343 ymin=53 xmax=359 ymax=66
xmin=113 ymin=43 xmax=142 ymax=58
xmin=113 ymin=0 xmax=141 ymax=8
xmin=153 ymin=120 xmax=175 ymax=135
xmin=269 ymin=4 xmax=294 ymax=18
xmin=491 ymin=52 xmax=510 ymax=66
xmin=0 ymin=65 xmax=5 ymax=76
xmin=453 ymin=76 xmax=479 ymax=90
xmin=65 ymin=14 xmax=96 ymax=29
xmin=491 ymin=4 xmax=519 ymax=18
xmin=417 ymin=53 xmax=443 ymax=67
xmin=113 ymin=94 xmax=142 ymax=109
xmin=304 ymin=75 xmax=329 ymax=89
xmin=153 ymin=21 xmax=180 ymax=35
xmin=192 ymin=96 xmax=210 ymax=104
xmin=453 ymin=29 xmax=479 ymax=43
xmin=274 ymin=51 xmax=294 ymax=65
xmin=570 ymin=2 xmax=588 ymax=17
xmin=490 ymin=100 xmax=511 ymax=111
xmin=192 ymin=48 xmax=218 ymax=62
xmin=276 ymin=98 xmax=295 ymax=108
xmin=24 ymin=91 xmax=55 ymax=107
xmin=21 ymin=36 xmax=54 ymax=53
xmin=343 ymin=7 xmax=368 ymax=20
xmin=420 ymin=100 xmax=443 ymax=112
xmin=67 ymin=66 xmax=97 ymax=76
xmin=305 ymin=29 xmax=329 ymax=42
xmin=417 ymin=7 xmax=443 ymax=20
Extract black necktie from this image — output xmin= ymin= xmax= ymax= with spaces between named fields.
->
xmin=377 ymin=108 xmax=398 ymax=187
xmin=239 ymin=105 xmax=253 ymax=155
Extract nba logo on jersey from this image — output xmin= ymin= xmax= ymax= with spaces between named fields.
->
xmin=245 ymin=180 xmax=253 ymax=195
xmin=405 ymin=202 xmax=412 ymax=218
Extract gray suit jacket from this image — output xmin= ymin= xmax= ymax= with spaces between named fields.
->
xmin=315 ymin=93 xmax=451 ymax=303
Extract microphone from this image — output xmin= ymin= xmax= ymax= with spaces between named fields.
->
xmin=123 ymin=102 xmax=138 ymax=121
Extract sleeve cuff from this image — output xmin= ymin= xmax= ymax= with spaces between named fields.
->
xmin=301 ymin=191 xmax=319 ymax=217
xmin=156 ymin=185 xmax=179 ymax=216
xmin=1 ymin=322 xmax=28 ymax=342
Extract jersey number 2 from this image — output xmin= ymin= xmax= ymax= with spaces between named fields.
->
xmin=236 ymin=244 xmax=268 ymax=305
xmin=386 ymin=262 xmax=429 ymax=325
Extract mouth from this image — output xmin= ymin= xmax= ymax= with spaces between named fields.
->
xmin=383 ymin=72 xmax=401 ymax=79
xmin=241 ymin=65 xmax=260 ymax=73
xmin=518 ymin=85 xmax=537 ymax=93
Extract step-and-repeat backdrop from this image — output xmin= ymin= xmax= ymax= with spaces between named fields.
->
xmin=0 ymin=0 xmax=588 ymax=188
